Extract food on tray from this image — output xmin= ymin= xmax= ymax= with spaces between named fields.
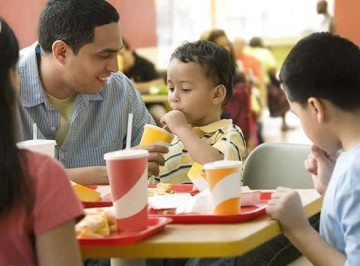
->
xmin=72 ymin=181 xmax=101 ymax=202
xmin=148 ymin=183 xmax=174 ymax=197
xmin=241 ymin=190 xmax=261 ymax=206
xmin=76 ymin=208 xmax=117 ymax=237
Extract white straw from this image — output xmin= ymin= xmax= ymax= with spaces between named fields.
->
xmin=224 ymin=123 xmax=233 ymax=161
xmin=125 ymin=113 xmax=134 ymax=149
xmin=33 ymin=123 xmax=37 ymax=140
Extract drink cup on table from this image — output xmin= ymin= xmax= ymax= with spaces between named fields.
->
xmin=16 ymin=139 xmax=56 ymax=158
xmin=104 ymin=149 xmax=149 ymax=231
xmin=139 ymin=124 xmax=173 ymax=147
xmin=203 ymin=160 xmax=242 ymax=215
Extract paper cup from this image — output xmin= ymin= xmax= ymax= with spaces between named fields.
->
xmin=203 ymin=160 xmax=242 ymax=215
xmin=188 ymin=162 xmax=208 ymax=191
xmin=104 ymin=149 xmax=149 ymax=231
xmin=139 ymin=124 xmax=173 ymax=147
xmin=16 ymin=139 xmax=56 ymax=158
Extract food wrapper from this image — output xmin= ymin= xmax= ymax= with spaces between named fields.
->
xmin=148 ymin=193 xmax=193 ymax=210
xmin=175 ymin=187 xmax=262 ymax=214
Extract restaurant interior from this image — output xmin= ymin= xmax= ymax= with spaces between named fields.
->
xmin=1 ymin=0 xmax=359 ymax=265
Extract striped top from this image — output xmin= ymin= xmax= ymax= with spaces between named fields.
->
xmin=17 ymin=43 xmax=155 ymax=168
xmin=153 ymin=119 xmax=246 ymax=184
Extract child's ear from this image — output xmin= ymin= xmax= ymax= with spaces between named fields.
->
xmin=308 ymin=97 xmax=326 ymax=123
xmin=213 ymin=85 xmax=226 ymax=104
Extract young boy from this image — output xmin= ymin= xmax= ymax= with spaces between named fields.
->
xmin=153 ymin=40 xmax=246 ymax=184
xmin=267 ymin=32 xmax=360 ymax=265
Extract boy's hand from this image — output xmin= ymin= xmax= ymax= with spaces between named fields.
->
xmin=133 ymin=144 xmax=168 ymax=176
xmin=266 ymin=187 xmax=309 ymax=235
xmin=160 ymin=110 xmax=189 ymax=135
xmin=304 ymin=144 xmax=338 ymax=196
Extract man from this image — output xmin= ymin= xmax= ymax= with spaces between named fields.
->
xmin=18 ymin=0 xmax=167 ymax=185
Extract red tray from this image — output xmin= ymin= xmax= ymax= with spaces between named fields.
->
xmin=149 ymin=192 xmax=271 ymax=224
xmin=82 ymin=184 xmax=197 ymax=208
xmin=78 ymin=217 xmax=172 ymax=246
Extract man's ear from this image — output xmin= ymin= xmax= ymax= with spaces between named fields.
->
xmin=308 ymin=97 xmax=326 ymax=123
xmin=52 ymin=40 xmax=68 ymax=64
xmin=213 ymin=85 xmax=226 ymax=104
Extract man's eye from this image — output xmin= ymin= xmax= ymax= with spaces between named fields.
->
xmin=168 ymin=87 xmax=174 ymax=92
xmin=98 ymin=54 xmax=110 ymax=59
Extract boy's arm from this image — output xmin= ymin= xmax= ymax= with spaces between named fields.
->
xmin=174 ymin=126 xmax=224 ymax=164
xmin=161 ymin=110 xmax=223 ymax=164
xmin=287 ymin=225 xmax=345 ymax=266
xmin=304 ymin=144 xmax=338 ymax=196
xmin=267 ymin=187 xmax=345 ymax=266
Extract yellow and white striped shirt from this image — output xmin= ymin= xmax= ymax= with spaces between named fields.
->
xmin=153 ymin=119 xmax=246 ymax=184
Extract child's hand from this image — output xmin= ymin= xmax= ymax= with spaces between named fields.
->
xmin=266 ymin=187 xmax=309 ymax=236
xmin=160 ymin=110 xmax=189 ymax=135
xmin=304 ymin=144 xmax=338 ymax=196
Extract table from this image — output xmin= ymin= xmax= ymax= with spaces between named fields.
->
xmin=80 ymin=189 xmax=322 ymax=259
xmin=141 ymin=94 xmax=170 ymax=111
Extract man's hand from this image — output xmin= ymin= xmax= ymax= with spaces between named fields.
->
xmin=133 ymin=144 xmax=168 ymax=176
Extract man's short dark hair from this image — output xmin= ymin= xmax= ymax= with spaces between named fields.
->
xmin=38 ymin=0 xmax=119 ymax=54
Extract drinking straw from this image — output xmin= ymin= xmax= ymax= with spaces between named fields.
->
xmin=224 ymin=123 xmax=233 ymax=161
xmin=33 ymin=123 xmax=37 ymax=140
xmin=125 ymin=113 xmax=134 ymax=149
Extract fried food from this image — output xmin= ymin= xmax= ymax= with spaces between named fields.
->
xmin=76 ymin=207 xmax=117 ymax=237
xmin=148 ymin=183 xmax=174 ymax=197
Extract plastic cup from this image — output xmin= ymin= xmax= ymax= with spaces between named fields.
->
xmin=16 ymin=139 xmax=56 ymax=158
xmin=203 ymin=160 xmax=242 ymax=215
xmin=139 ymin=124 xmax=173 ymax=147
xmin=104 ymin=149 xmax=149 ymax=231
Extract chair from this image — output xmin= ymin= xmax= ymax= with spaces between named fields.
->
xmin=242 ymin=142 xmax=314 ymax=189
xmin=243 ymin=142 xmax=315 ymax=266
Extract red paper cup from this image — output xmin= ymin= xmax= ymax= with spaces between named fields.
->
xmin=104 ymin=149 xmax=149 ymax=231
xmin=204 ymin=160 xmax=242 ymax=215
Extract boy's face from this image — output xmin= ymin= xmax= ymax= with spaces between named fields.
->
xmin=62 ymin=22 xmax=122 ymax=95
xmin=167 ymin=58 xmax=222 ymax=127
xmin=288 ymin=97 xmax=340 ymax=154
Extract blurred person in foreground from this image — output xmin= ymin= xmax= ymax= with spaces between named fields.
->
xmin=267 ymin=32 xmax=360 ymax=266
xmin=17 ymin=0 xmax=167 ymax=185
xmin=0 ymin=17 xmax=84 ymax=266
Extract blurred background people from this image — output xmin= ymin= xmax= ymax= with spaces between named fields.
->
xmin=316 ymin=0 xmax=335 ymax=33
xmin=118 ymin=38 xmax=167 ymax=125
xmin=245 ymin=36 xmax=291 ymax=131
xmin=119 ymin=38 xmax=165 ymax=93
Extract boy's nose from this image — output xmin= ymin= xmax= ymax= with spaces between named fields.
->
xmin=169 ymin=91 xmax=179 ymax=102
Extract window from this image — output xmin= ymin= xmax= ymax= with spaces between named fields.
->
xmin=155 ymin=0 xmax=334 ymax=67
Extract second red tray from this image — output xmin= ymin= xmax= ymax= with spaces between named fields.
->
xmin=148 ymin=192 xmax=270 ymax=224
